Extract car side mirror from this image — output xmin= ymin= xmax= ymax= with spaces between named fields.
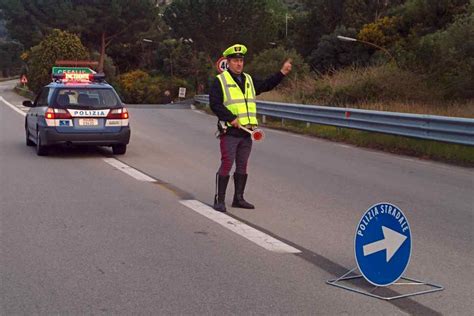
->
xmin=23 ymin=100 xmax=34 ymax=107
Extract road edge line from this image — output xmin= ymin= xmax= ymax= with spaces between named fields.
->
xmin=103 ymin=158 xmax=156 ymax=182
xmin=0 ymin=96 xmax=26 ymax=117
xmin=179 ymin=199 xmax=301 ymax=254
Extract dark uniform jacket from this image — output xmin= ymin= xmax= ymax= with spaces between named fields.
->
xmin=210 ymin=70 xmax=285 ymax=137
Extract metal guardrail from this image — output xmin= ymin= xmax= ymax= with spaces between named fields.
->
xmin=194 ymin=95 xmax=474 ymax=146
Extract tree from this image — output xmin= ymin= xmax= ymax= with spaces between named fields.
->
xmin=147 ymin=38 xmax=212 ymax=92
xmin=245 ymin=46 xmax=309 ymax=81
xmin=342 ymin=0 xmax=404 ymax=28
xmin=308 ymin=26 xmax=371 ymax=72
xmin=26 ymin=29 xmax=89 ymax=92
xmin=394 ymin=0 xmax=471 ymax=36
xmin=411 ymin=11 xmax=474 ymax=98
xmin=289 ymin=0 xmax=345 ymax=57
xmin=0 ymin=16 xmax=23 ymax=77
xmin=0 ymin=18 xmax=8 ymax=39
xmin=0 ymin=0 xmax=47 ymax=48
xmin=288 ymin=0 xmax=404 ymax=58
xmin=0 ymin=0 xmax=157 ymax=71
xmin=163 ymin=0 xmax=283 ymax=61
xmin=0 ymin=40 xmax=23 ymax=77
xmin=68 ymin=0 xmax=157 ymax=72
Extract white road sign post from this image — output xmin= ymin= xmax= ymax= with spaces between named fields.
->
xmin=178 ymin=87 xmax=186 ymax=99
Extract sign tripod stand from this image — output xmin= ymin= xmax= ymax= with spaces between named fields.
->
xmin=327 ymin=202 xmax=443 ymax=300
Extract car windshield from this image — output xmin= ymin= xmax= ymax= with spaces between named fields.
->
xmin=55 ymin=88 xmax=121 ymax=108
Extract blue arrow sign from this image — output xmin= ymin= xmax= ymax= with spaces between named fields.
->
xmin=354 ymin=202 xmax=411 ymax=286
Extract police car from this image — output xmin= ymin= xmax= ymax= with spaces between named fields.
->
xmin=23 ymin=71 xmax=130 ymax=156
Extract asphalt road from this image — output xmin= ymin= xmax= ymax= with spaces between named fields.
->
xmin=1 ymin=79 xmax=473 ymax=315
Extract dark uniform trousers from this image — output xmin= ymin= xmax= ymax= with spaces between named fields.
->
xmin=214 ymin=134 xmax=254 ymax=212
xmin=218 ymin=134 xmax=252 ymax=176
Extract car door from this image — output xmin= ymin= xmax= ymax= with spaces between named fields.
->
xmin=29 ymin=87 xmax=51 ymax=136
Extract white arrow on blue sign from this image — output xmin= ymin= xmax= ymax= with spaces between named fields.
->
xmin=355 ymin=202 xmax=411 ymax=286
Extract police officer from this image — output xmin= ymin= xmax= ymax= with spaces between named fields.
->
xmin=210 ymin=44 xmax=292 ymax=212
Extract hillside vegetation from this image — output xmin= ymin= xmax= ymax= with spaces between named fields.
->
xmin=0 ymin=0 xmax=471 ymax=112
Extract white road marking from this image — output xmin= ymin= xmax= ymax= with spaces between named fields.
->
xmin=179 ymin=199 xmax=301 ymax=254
xmin=0 ymin=96 xmax=26 ymax=117
xmin=103 ymin=158 xmax=156 ymax=182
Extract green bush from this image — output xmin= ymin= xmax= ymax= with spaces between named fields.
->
xmin=26 ymin=29 xmax=89 ymax=93
xmin=395 ymin=3 xmax=473 ymax=99
xmin=115 ymin=70 xmax=193 ymax=104
xmin=418 ymin=12 xmax=474 ymax=98
xmin=308 ymin=26 xmax=372 ymax=72
xmin=114 ymin=70 xmax=151 ymax=103
xmin=396 ymin=0 xmax=469 ymax=37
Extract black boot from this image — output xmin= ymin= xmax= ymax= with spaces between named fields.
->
xmin=232 ymin=173 xmax=255 ymax=209
xmin=213 ymin=174 xmax=230 ymax=212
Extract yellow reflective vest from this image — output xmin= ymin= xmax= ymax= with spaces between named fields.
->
xmin=217 ymin=71 xmax=258 ymax=126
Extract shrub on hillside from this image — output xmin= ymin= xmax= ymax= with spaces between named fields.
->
xmin=26 ymin=29 xmax=89 ymax=93
xmin=115 ymin=70 xmax=192 ymax=104
xmin=415 ymin=12 xmax=474 ymax=99
xmin=308 ymin=26 xmax=372 ymax=73
xmin=115 ymin=70 xmax=152 ymax=103
xmin=358 ymin=16 xmax=401 ymax=47
xmin=394 ymin=3 xmax=473 ymax=99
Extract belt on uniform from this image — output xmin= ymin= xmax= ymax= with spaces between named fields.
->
xmin=243 ymin=124 xmax=258 ymax=130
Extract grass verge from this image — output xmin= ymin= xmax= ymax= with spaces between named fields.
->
xmin=13 ymin=85 xmax=35 ymax=100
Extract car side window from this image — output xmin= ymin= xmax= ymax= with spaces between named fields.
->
xmin=100 ymin=89 xmax=121 ymax=107
xmin=35 ymin=88 xmax=50 ymax=107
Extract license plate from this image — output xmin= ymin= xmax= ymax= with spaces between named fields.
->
xmin=78 ymin=118 xmax=99 ymax=126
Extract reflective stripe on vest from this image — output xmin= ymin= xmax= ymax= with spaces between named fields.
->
xmin=217 ymin=71 xmax=258 ymax=126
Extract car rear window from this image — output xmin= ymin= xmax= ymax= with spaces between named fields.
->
xmin=55 ymin=88 xmax=121 ymax=108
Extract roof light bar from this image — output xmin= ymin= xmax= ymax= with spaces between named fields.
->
xmin=51 ymin=72 xmax=106 ymax=83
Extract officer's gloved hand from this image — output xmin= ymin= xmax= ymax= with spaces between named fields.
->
xmin=230 ymin=118 xmax=240 ymax=128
